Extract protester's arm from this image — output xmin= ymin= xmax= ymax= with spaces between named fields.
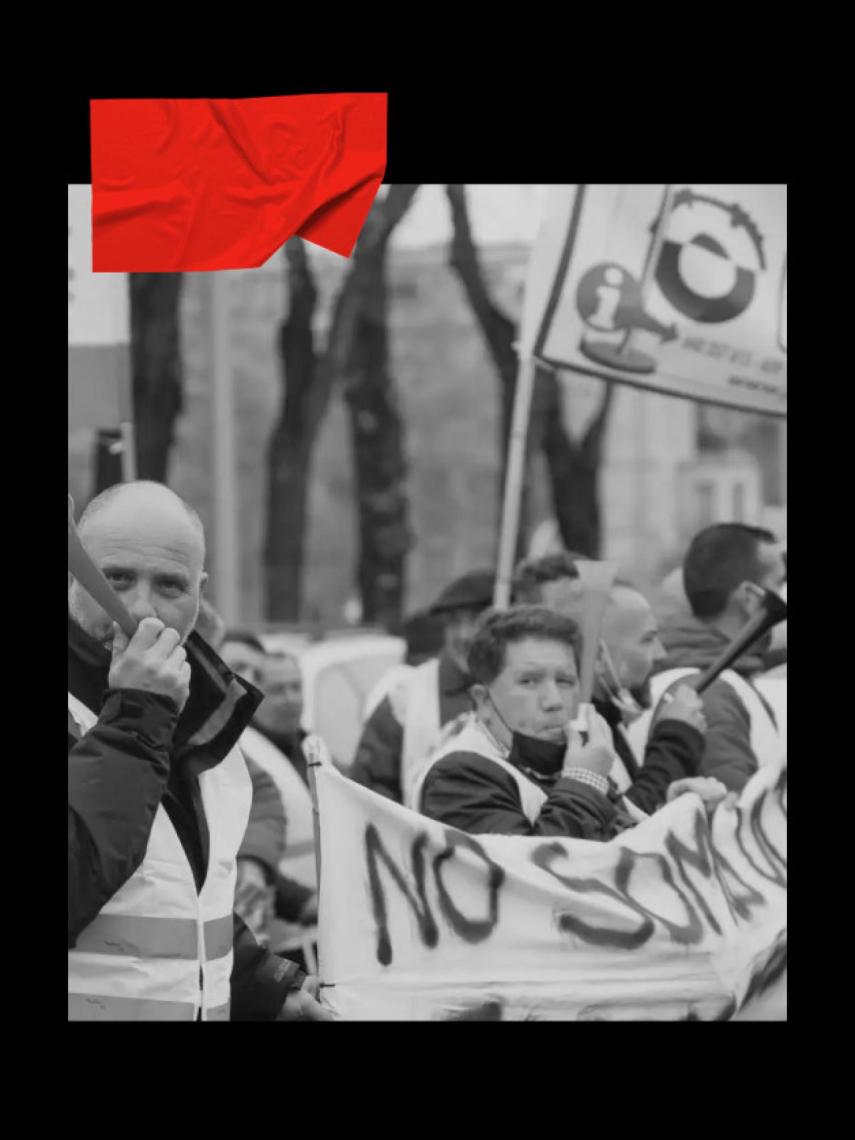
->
xmin=349 ymin=695 xmax=404 ymax=803
xmin=696 ymin=681 xmax=757 ymax=791
xmin=238 ymin=758 xmax=287 ymax=881
xmin=274 ymin=874 xmax=316 ymax=923
xmin=625 ymin=720 xmax=704 ymax=815
xmin=230 ymin=913 xmax=306 ymax=1020
xmin=420 ymin=753 xmax=618 ymax=838
xmin=68 ymin=690 xmax=179 ymax=945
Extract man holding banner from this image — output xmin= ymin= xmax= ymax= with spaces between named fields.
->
xmin=415 ymin=606 xmax=727 ymax=837
xmin=513 ymin=553 xmax=709 ymax=812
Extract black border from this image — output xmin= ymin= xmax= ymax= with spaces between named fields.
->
xmin=55 ymin=75 xmax=802 ymax=1076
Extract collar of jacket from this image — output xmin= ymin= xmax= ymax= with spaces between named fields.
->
xmin=656 ymin=613 xmax=766 ymax=677
xmin=478 ymin=717 xmax=563 ymax=784
xmin=253 ymin=722 xmax=307 ymax=755
xmin=593 ymin=696 xmax=623 ymax=731
xmin=438 ymin=650 xmax=472 ymax=696
xmin=67 ymin=613 xmax=263 ymax=771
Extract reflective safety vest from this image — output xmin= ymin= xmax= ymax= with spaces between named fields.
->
xmin=237 ymin=726 xmax=316 ymax=889
xmin=386 ymin=657 xmax=442 ymax=810
xmin=67 ymin=692 xmax=252 ymax=1022
xmin=414 ymin=715 xmax=649 ymax=828
xmin=413 ymin=717 xmax=547 ymax=823
xmin=624 ymin=668 xmax=785 ymax=773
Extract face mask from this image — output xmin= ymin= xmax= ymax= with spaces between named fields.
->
xmin=486 ymin=692 xmax=567 ymax=773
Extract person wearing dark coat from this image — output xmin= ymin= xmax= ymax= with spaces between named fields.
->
xmin=350 ymin=570 xmax=496 ymax=806
xmin=417 ymin=607 xmax=727 ymax=838
xmin=653 ymin=523 xmax=787 ymax=790
xmin=513 ymin=554 xmax=708 ymax=815
xmin=68 ymin=481 xmax=329 ymax=1021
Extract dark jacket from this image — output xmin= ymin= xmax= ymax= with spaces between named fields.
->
xmin=593 ymin=697 xmax=704 ymax=815
xmin=253 ymin=725 xmax=310 ymax=788
xmin=351 ymin=651 xmax=474 ymax=803
xmin=67 ymin=615 xmax=305 ymax=1019
xmin=419 ymin=720 xmax=634 ymax=840
xmin=655 ymin=613 xmax=777 ymax=791
xmin=239 ymin=759 xmax=288 ymax=879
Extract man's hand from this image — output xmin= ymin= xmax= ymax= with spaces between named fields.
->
xmin=108 ymin=617 xmax=191 ymax=713
xmin=276 ymin=976 xmax=334 ymax=1022
xmin=298 ymin=891 xmax=319 ymax=926
xmin=667 ymin=776 xmax=735 ymax=811
xmin=562 ymin=704 xmax=615 ymax=778
xmin=235 ymin=859 xmax=273 ymax=943
xmin=656 ymin=684 xmax=707 ymax=735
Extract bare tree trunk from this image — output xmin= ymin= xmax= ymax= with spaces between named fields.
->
xmin=446 ymin=185 xmax=518 ymax=458
xmin=264 ymin=187 xmax=419 ymax=622
xmin=445 ymin=184 xmax=615 ymax=560
xmin=446 ymin=184 xmax=546 ymax=559
xmin=91 ymin=428 xmax=124 ymax=497
xmin=541 ymin=371 xmax=614 ymax=556
xmin=129 ymin=273 xmax=184 ymax=482
xmin=264 ymin=240 xmax=322 ymax=620
xmin=344 ymin=185 xmax=418 ymax=626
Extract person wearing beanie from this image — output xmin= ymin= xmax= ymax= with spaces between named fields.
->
xmin=350 ymin=569 xmax=495 ymax=807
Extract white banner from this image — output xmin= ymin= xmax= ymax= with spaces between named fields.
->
xmin=315 ymin=757 xmax=787 ymax=1021
xmin=522 ymin=185 xmax=786 ymax=417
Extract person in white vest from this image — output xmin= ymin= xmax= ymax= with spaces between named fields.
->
xmin=416 ymin=606 xmax=728 ymax=837
xmin=634 ymin=523 xmax=787 ymax=790
xmin=68 ymin=480 xmax=329 ymax=1021
xmin=513 ymin=554 xmax=709 ymax=814
xmin=219 ymin=633 xmax=318 ymax=964
xmin=351 ymin=569 xmax=495 ymax=807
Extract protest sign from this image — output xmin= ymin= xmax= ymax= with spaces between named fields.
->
xmin=315 ymin=754 xmax=787 ymax=1020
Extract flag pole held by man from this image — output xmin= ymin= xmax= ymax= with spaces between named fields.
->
xmin=67 ymin=481 xmax=331 ymax=1021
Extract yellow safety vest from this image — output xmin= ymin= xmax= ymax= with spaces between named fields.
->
xmin=67 ymin=692 xmax=252 ymax=1022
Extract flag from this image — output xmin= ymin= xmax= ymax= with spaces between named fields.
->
xmin=68 ymin=185 xmax=131 ymax=432
xmin=91 ymin=94 xmax=387 ymax=272
xmin=313 ymin=754 xmax=787 ymax=1021
xmin=518 ymin=185 xmax=787 ymax=416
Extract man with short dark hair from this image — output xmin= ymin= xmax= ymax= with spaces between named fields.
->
xmin=351 ymin=569 xmax=495 ymax=807
xmin=513 ymin=551 xmax=584 ymax=612
xmin=415 ymin=606 xmax=721 ymax=838
xmin=513 ymin=554 xmax=708 ymax=815
xmin=631 ymin=523 xmax=787 ymax=790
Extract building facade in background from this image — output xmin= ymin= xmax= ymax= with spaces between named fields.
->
xmin=68 ymin=241 xmax=785 ymax=624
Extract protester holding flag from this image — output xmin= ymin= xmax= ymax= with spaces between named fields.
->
xmin=68 ymin=481 xmax=330 ymax=1021
xmin=351 ymin=569 xmax=495 ymax=807
xmin=631 ymin=523 xmax=787 ymax=790
xmin=513 ymin=555 xmax=708 ymax=814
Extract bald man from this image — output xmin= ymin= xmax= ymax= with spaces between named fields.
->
xmin=515 ymin=555 xmax=709 ymax=816
xmin=67 ymin=481 xmax=329 ymax=1021
xmin=593 ymin=583 xmax=712 ymax=810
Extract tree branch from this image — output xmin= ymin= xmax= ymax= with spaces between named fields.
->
xmin=445 ymin=184 xmax=517 ymax=385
